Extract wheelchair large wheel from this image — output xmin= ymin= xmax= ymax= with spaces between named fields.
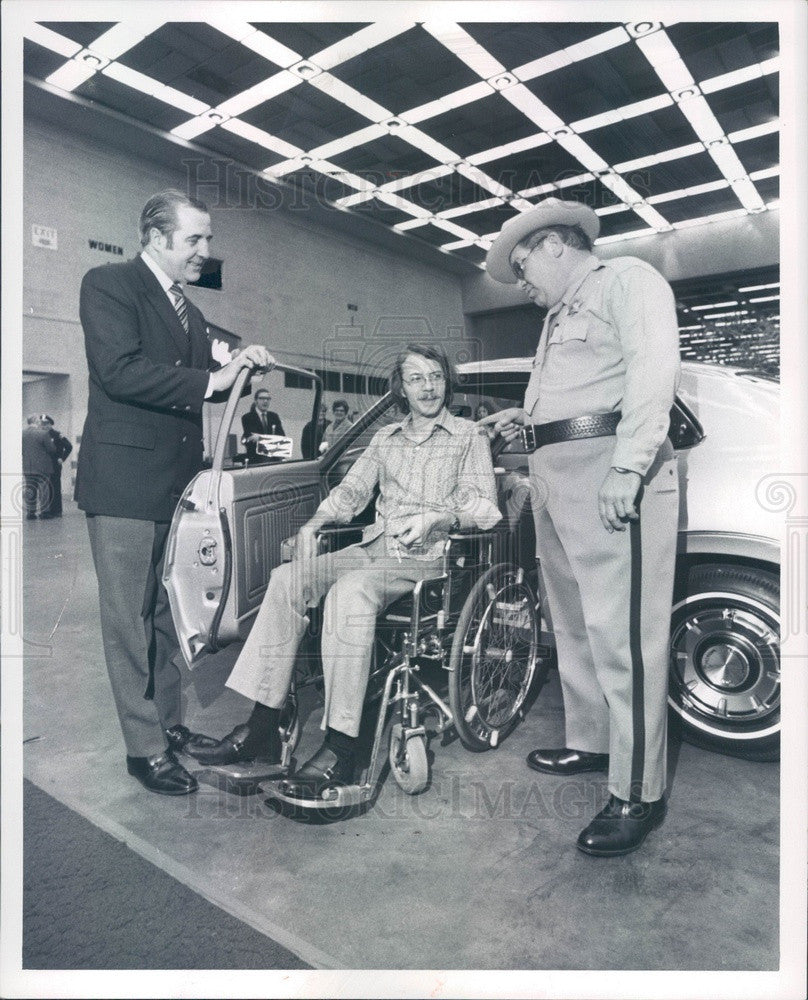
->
xmin=448 ymin=563 xmax=539 ymax=751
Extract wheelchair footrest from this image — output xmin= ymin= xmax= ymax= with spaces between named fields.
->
xmin=259 ymin=780 xmax=373 ymax=810
xmin=200 ymin=758 xmax=290 ymax=782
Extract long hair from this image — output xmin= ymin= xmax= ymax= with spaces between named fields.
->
xmin=390 ymin=343 xmax=455 ymax=415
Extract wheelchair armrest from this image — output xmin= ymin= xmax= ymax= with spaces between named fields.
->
xmin=280 ymin=523 xmax=365 ymax=562
xmin=316 ymin=524 xmax=364 ymax=554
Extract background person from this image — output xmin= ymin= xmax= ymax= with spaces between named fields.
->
xmin=302 ymin=403 xmax=329 ymax=460
xmin=40 ymin=415 xmax=72 ymax=519
xmin=319 ymin=398 xmax=353 ymax=453
xmin=197 ymin=344 xmax=502 ymax=802
xmin=76 ymin=188 xmax=274 ymax=797
xmin=241 ymin=387 xmax=285 ymax=462
xmin=482 ymin=197 xmax=680 ymax=857
xmin=22 ymin=415 xmax=56 ymax=520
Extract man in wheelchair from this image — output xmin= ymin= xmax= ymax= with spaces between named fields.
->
xmin=195 ymin=343 xmax=502 ymax=801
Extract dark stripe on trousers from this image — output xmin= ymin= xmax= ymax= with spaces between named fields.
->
xmin=629 ymin=518 xmax=646 ymax=803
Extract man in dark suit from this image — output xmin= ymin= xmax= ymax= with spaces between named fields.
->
xmin=22 ymin=415 xmax=57 ymax=519
xmin=301 ymin=403 xmax=329 ymax=460
xmin=240 ymin=388 xmax=285 ymax=462
xmin=76 ymin=189 xmax=274 ymax=796
xmin=40 ymin=415 xmax=72 ymax=518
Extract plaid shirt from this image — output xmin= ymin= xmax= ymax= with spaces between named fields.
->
xmin=318 ymin=408 xmax=502 ymax=560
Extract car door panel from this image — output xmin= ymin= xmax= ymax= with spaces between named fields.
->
xmin=164 ymin=365 xmax=323 ymax=667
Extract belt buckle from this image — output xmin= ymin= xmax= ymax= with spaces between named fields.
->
xmin=520 ymin=424 xmax=537 ymax=452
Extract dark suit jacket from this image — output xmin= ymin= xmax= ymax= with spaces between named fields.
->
xmin=75 ymin=255 xmax=215 ymax=521
xmin=22 ymin=425 xmax=57 ymax=476
xmin=241 ymin=407 xmax=285 ymax=460
xmin=301 ymin=418 xmax=329 ymax=460
xmin=48 ymin=429 xmax=72 ymax=471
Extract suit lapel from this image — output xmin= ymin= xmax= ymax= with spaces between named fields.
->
xmin=134 ymin=256 xmax=192 ymax=361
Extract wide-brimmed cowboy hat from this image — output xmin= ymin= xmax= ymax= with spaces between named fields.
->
xmin=486 ymin=197 xmax=600 ymax=284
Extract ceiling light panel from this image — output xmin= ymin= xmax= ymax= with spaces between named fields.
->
xmin=514 ymin=49 xmax=572 ymax=82
xmin=45 ymin=59 xmax=97 ymax=92
xmin=221 ymin=119 xmax=302 ymax=158
xmin=468 ymin=132 xmax=551 ymax=166
xmin=89 ymin=21 xmax=165 ymax=60
xmin=422 ymin=22 xmax=506 ymax=79
xmin=635 ymin=29 xmax=695 ymax=90
xmin=311 ymin=124 xmax=389 ymax=161
xmin=738 ymin=282 xmax=779 ymax=292
xmin=309 ymin=73 xmax=390 ymax=122
xmin=402 ymin=81 xmax=493 ymax=126
xmin=208 ymin=20 xmax=301 ymax=66
xmin=502 ymin=85 xmax=566 ymax=132
xmin=564 ymin=26 xmax=631 ymax=63
xmin=102 ymin=62 xmax=210 ymax=115
xmin=728 ymin=121 xmax=779 ymax=144
xmin=613 ymin=142 xmax=703 ymax=173
xmin=25 ymin=24 xmax=82 ymax=58
xmin=215 ymin=70 xmax=301 ymax=119
xmin=313 ymin=21 xmax=415 ymax=71
xmin=553 ymin=133 xmax=609 ymax=172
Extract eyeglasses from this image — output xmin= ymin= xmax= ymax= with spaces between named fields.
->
xmin=402 ymin=371 xmax=446 ymax=388
xmin=510 ymin=234 xmax=549 ymax=281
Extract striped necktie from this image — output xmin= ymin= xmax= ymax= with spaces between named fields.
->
xmin=169 ymin=283 xmax=189 ymax=333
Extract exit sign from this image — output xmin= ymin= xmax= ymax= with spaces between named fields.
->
xmin=32 ymin=224 xmax=58 ymax=250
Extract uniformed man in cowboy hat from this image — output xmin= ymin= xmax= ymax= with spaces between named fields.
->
xmin=481 ymin=197 xmax=680 ymax=856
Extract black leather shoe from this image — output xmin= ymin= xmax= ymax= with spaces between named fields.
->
xmin=280 ymin=744 xmax=354 ymax=800
xmin=526 ymin=747 xmax=609 ymax=775
xmin=165 ymin=724 xmax=222 ymax=759
xmin=126 ymin=751 xmax=198 ymax=795
xmin=191 ymin=724 xmax=286 ymax=773
xmin=577 ymin=794 xmax=666 ymax=856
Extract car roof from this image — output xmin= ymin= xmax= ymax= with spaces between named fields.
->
xmin=455 ymin=357 xmax=778 ymax=385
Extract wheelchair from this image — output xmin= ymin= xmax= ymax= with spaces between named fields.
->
xmin=258 ymin=523 xmax=549 ymax=811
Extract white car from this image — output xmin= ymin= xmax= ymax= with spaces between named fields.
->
xmin=164 ymin=359 xmax=780 ymax=761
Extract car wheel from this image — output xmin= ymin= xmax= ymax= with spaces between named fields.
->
xmin=668 ymin=563 xmax=780 ymax=761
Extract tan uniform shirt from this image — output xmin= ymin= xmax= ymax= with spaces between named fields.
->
xmin=523 ymin=255 xmax=680 ymax=476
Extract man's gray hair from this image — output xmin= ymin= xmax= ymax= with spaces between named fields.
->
xmin=139 ymin=189 xmax=209 ymax=248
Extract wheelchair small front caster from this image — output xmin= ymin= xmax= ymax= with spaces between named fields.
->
xmin=389 ymin=723 xmax=429 ymax=794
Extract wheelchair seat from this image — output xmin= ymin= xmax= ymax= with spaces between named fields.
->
xmin=261 ymin=524 xmax=547 ymax=810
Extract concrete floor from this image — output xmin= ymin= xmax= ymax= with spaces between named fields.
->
xmin=21 ymin=505 xmax=779 ymax=971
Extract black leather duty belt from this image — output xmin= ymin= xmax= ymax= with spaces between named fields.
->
xmin=520 ymin=411 xmax=621 ymax=452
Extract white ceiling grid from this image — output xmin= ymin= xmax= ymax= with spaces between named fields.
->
xmin=29 ymin=17 xmax=779 ymax=267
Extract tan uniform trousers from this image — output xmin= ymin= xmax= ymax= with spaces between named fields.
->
xmin=529 ymin=436 xmax=679 ymax=802
xmin=226 ymin=535 xmax=443 ymax=737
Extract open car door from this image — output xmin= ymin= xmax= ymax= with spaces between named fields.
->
xmin=163 ymin=364 xmax=323 ymax=667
